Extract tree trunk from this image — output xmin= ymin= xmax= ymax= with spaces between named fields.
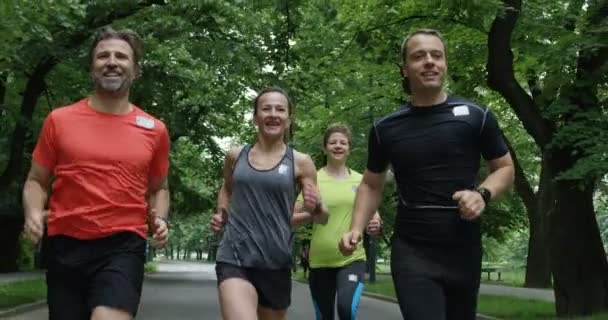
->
xmin=549 ymin=150 xmax=608 ymax=316
xmin=0 ymin=58 xmax=56 ymax=191
xmin=506 ymin=138 xmax=552 ymax=288
xmin=487 ymin=0 xmax=608 ymax=315
xmin=0 ymin=214 xmax=24 ymax=272
xmin=525 ymin=155 xmax=553 ymax=288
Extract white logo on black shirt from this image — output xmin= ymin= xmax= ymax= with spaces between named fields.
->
xmin=452 ymin=105 xmax=470 ymax=116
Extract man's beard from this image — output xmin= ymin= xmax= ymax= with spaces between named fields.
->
xmin=94 ymin=76 xmax=132 ymax=95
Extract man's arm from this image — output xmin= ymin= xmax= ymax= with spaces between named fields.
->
xmin=351 ymin=171 xmax=386 ymax=233
xmin=339 ymin=170 xmax=386 ymax=255
xmin=480 ymin=153 xmax=515 ymax=199
xmin=22 ymin=162 xmax=52 ymax=243
xmin=148 ymin=176 xmax=170 ymax=219
xmin=148 ymin=175 xmax=170 ymax=248
xmin=453 ymin=153 xmax=514 ymax=220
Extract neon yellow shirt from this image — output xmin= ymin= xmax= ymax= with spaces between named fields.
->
xmin=309 ymin=168 xmax=366 ymax=268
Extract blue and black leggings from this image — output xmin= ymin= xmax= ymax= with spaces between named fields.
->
xmin=309 ymin=261 xmax=366 ymax=320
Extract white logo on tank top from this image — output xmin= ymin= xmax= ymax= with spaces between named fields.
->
xmin=135 ymin=116 xmax=155 ymax=129
xmin=452 ymin=105 xmax=470 ymax=116
xmin=348 ymin=274 xmax=358 ymax=282
xmin=278 ymin=164 xmax=289 ymax=175
xmin=352 ymin=185 xmax=358 ymax=192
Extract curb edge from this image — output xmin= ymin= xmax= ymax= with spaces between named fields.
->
xmin=0 ymin=300 xmax=46 ymax=318
xmin=292 ymin=278 xmax=500 ymax=320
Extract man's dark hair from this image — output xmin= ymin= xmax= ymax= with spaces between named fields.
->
xmin=88 ymin=27 xmax=144 ymax=75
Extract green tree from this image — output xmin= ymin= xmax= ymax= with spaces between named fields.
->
xmin=487 ymin=0 xmax=608 ymax=315
xmin=0 ymin=0 xmax=166 ymax=272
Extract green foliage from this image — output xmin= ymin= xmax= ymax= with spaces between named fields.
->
xmin=144 ymin=262 xmax=157 ymax=273
xmin=16 ymin=235 xmax=36 ymax=271
xmin=2 ymin=1 xmax=605 ymax=274
xmin=483 ymin=230 xmax=529 ymax=268
xmin=0 ymin=279 xmax=46 ymax=310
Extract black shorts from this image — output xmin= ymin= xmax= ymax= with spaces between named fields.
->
xmin=216 ymin=262 xmax=291 ymax=310
xmin=45 ymin=232 xmax=146 ymax=320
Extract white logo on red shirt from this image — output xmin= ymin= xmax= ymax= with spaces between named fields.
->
xmin=135 ymin=116 xmax=155 ymax=129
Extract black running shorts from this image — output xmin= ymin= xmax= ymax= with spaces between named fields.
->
xmin=45 ymin=232 xmax=146 ymax=320
xmin=216 ymin=261 xmax=292 ymax=310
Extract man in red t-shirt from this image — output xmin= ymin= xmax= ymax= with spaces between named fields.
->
xmin=22 ymin=27 xmax=170 ymax=320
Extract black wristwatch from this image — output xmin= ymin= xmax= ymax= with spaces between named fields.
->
xmin=476 ymin=187 xmax=492 ymax=205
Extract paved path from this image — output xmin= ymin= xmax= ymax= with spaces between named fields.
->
xmin=3 ymin=260 xmax=403 ymax=319
xmin=0 ymin=271 xmax=43 ymax=285
xmin=1 ymin=261 xmax=556 ymax=319
xmin=480 ymin=284 xmax=554 ymax=302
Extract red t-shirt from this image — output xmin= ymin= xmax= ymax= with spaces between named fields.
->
xmin=32 ymin=98 xmax=170 ymax=240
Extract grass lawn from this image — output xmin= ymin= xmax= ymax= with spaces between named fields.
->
xmin=295 ymin=272 xmax=608 ymax=319
xmin=480 ymin=268 xmax=528 ymax=287
xmin=144 ymin=262 xmax=158 ymax=273
xmin=0 ymin=278 xmax=46 ymax=310
xmin=0 ymin=262 xmax=156 ymax=311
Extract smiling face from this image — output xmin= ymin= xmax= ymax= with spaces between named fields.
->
xmin=90 ymin=38 xmax=137 ymax=95
xmin=324 ymin=132 xmax=350 ymax=163
xmin=401 ymin=33 xmax=447 ymax=94
xmin=253 ymin=91 xmax=291 ymax=139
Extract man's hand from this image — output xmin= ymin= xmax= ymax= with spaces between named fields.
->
xmin=338 ymin=230 xmax=362 ymax=256
xmin=452 ymin=190 xmax=485 ymax=220
xmin=210 ymin=208 xmax=227 ymax=235
xmin=24 ymin=209 xmax=47 ymax=244
xmin=150 ymin=216 xmax=169 ymax=249
xmin=366 ymin=212 xmax=382 ymax=236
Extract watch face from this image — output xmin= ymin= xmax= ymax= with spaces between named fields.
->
xmin=477 ymin=188 xmax=491 ymax=202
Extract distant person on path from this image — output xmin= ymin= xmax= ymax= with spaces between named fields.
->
xmin=339 ymin=29 xmax=515 ymax=320
xmin=210 ymin=87 xmax=328 ymax=320
xmin=293 ymin=123 xmax=382 ymax=320
xmin=300 ymin=243 xmax=309 ymax=278
xmin=22 ymin=27 xmax=170 ymax=320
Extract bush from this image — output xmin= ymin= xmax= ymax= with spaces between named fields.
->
xmin=16 ymin=235 xmax=35 ymax=271
xmin=144 ymin=262 xmax=157 ymax=273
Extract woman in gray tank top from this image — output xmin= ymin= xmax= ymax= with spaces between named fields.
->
xmin=210 ymin=87 xmax=328 ymax=320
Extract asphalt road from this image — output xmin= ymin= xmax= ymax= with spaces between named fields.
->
xmin=4 ymin=260 xmax=403 ymax=319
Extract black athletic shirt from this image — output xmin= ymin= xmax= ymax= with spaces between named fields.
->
xmin=367 ymin=96 xmax=508 ymax=246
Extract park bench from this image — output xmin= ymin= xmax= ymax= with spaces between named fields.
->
xmin=481 ymin=266 xmax=503 ymax=281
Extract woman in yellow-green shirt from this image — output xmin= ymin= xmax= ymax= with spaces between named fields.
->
xmin=293 ymin=124 xmax=382 ymax=320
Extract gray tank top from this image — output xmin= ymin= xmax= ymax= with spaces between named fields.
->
xmin=216 ymin=145 xmax=297 ymax=269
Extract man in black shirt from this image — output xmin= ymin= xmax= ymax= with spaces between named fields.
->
xmin=339 ymin=29 xmax=514 ymax=320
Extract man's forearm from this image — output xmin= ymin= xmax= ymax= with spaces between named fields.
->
xmin=150 ymin=188 xmax=170 ymax=218
xmin=351 ymin=183 xmax=383 ymax=233
xmin=480 ymin=166 xmax=514 ymax=200
xmin=23 ymin=180 xmax=48 ymax=218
